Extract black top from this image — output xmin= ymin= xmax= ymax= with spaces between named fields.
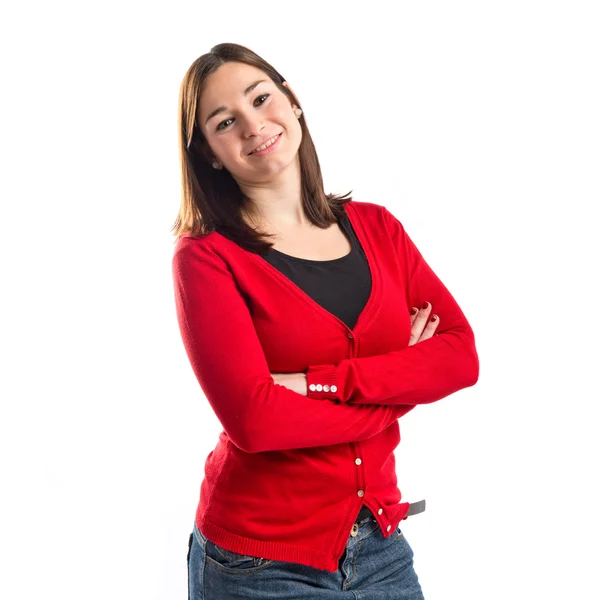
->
xmin=260 ymin=210 xmax=372 ymax=330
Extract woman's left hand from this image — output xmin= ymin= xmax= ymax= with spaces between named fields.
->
xmin=270 ymin=372 xmax=308 ymax=396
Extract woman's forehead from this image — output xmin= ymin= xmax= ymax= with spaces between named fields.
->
xmin=202 ymin=63 xmax=269 ymax=103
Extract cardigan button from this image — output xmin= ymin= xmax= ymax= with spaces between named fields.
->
xmin=357 ymin=490 xmax=364 ymax=497
xmin=378 ymin=508 xmax=383 ymax=515
xmin=309 ymin=384 xmax=316 ymax=391
xmin=316 ymin=384 xmax=323 ymax=391
xmin=387 ymin=525 xmax=392 ymax=532
xmin=323 ymin=385 xmax=330 ymax=392
xmin=347 ymin=332 xmax=353 ymax=339
xmin=331 ymin=385 xmax=337 ymax=393
xmin=355 ymin=458 xmax=362 ymax=465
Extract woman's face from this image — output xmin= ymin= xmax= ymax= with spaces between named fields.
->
xmin=197 ymin=61 xmax=302 ymax=185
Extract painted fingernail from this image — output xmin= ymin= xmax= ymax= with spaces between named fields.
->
xmin=421 ymin=302 xmax=429 ymax=310
xmin=430 ymin=315 xmax=437 ymax=322
xmin=410 ymin=307 xmax=418 ymax=315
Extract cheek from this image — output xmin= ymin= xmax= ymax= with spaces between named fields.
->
xmin=211 ymin=137 xmax=237 ymax=160
xmin=270 ymin=101 xmax=294 ymax=126
xmin=286 ymin=116 xmax=302 ymax=146
xmin=274 ymin=109 xmax=300 ymax=142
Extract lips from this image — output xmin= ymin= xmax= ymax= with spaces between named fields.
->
xmin=248 ymin=133 xmax=281 ymax=155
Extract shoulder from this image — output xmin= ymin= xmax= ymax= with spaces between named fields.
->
xmin=345 ymin=198 xmax=386 ymax=216
xmin=172 ymin=230 xmax=228 ymax=274
xmin=344 ymin=199 xmax=402 ymax=229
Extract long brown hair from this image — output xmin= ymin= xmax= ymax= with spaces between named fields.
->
xmin=171 ymin=42 xmax=353 ymax=254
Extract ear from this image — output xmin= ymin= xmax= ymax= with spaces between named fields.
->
xmin=282 ymin=80 xmax=298 ymax=107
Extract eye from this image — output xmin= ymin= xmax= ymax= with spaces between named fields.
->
xmin=255 ymin=93 xmax=270 ymax=105
xmin=216 ymin=94 xmax=270 ymax=131
xmin=216 ymin=118 xmax=233 ymax=132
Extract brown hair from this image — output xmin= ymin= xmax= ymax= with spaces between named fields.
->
xmin=170 ymin=42 xmax=353 ymax=254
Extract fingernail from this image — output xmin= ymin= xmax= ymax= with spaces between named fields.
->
xmin=410 ymin=307 xmax=418 ymax=315
xmin=421 ymin=302 xmax=429 ymax=310
xmin=430 ymin=315 xmax=437 ymax=322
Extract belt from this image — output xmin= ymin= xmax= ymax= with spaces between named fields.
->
xmin=356 ymin=499 xmax=426 ymax=523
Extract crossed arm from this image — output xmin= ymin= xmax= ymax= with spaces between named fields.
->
xmin=273 ymin=208 xmax=479 ymax=407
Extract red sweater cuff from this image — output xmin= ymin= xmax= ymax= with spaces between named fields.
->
xmin=305 ymin=364 xmax=341 ymax=401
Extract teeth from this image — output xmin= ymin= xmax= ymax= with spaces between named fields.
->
xmin=252 ymin=134 xmax=279 ymax=153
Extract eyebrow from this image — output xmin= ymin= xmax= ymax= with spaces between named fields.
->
xmin=204 ymin=79 xmax=268 ymax=126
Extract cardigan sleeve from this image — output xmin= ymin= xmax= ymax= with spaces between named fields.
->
xmin=172 ymin=238 xmax=416 ymax=454
xmin=305 ymin=207 xmax=479 ymax=406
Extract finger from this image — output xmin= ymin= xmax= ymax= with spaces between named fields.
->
xmin=411 ymin=301 xmax=431 ymax=322
xmin=409 ymin=302 xmax=432 ymax=345
xmin=418 ymin=314 xmax=440 ymax=342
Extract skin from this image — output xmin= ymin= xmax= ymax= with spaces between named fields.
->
xmin=197 ymin=61 xmax=308 ymax=230
xmin=196 ymin=61 xmax=440 ymax=397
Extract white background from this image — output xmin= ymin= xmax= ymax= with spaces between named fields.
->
xmin=1 ymin=1 xmax=599 ymax=598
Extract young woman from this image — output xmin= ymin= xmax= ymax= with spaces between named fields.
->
xmin=172 ymin=42 xmax=479 ymax=599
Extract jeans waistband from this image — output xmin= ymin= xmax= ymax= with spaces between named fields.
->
xmin=356 ymin=504 xmax=373 ymax=522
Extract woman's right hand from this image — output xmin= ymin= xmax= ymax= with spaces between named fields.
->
xmin=408 ymin=302 xmax=439 ymax=346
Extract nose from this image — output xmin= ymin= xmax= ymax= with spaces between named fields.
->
xmin=242 ymin=111 xmax=265 ymax=138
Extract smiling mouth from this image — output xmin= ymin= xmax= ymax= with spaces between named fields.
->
xmin=248 ymin=133 xmax=282 ymax=155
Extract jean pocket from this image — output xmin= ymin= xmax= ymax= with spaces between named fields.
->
xmin=205 ymin=539 xmax=273 ymax=572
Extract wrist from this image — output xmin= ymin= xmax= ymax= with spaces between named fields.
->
xmin=299 ymin=373 xmax=308 ymax=396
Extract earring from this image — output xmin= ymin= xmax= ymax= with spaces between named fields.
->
xmin=212 ymin=161 xmax=221 ymax=169
xmin=294 ymin=108 xmax=303 ymax=117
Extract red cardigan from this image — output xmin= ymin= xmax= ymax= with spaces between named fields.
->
xmin=172 ymin=199 xmax=479 ymax=572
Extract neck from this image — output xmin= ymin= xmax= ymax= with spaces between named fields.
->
xmin=239 ymin=155 xmax=310 ymax=230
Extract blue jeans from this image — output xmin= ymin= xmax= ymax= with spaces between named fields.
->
xmin=187 ymin=512 xmax=425 ymax=599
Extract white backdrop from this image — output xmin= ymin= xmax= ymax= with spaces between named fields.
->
xmin=1 ymin=1 xmax=598 ymax=598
